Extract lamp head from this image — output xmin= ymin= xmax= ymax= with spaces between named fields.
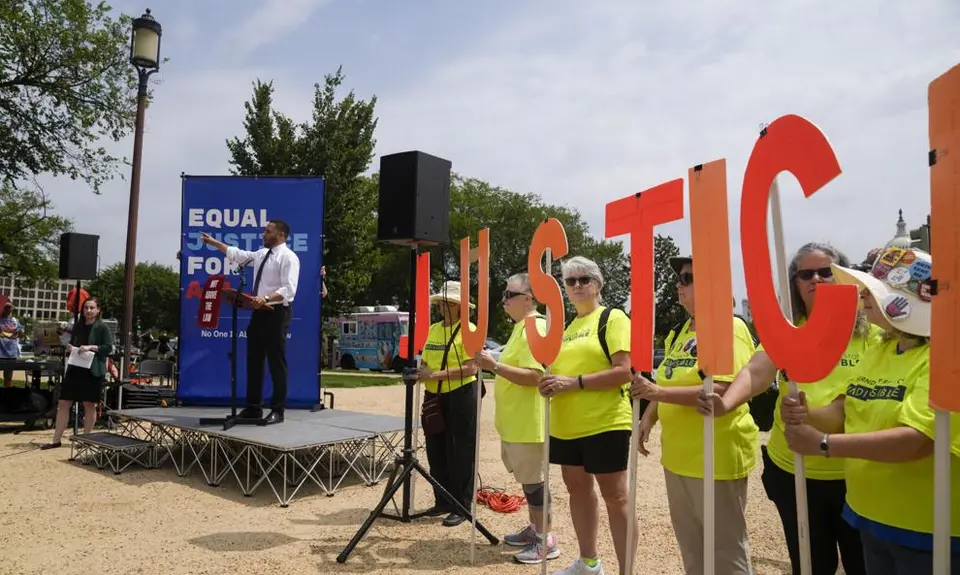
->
xmin=130 ymin=8 xmax=162 ymax=70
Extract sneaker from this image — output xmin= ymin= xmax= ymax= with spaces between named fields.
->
xmin=504 ymin=524 xmax=538 ymax=547
xmin=552 ymin=557 xmax=604 ymax=575
xmin=513 ymin=535 xmax=560 ymax=564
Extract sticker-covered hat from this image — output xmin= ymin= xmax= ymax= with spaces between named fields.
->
xmin=831 ymin=247 xmax=932 ymax=338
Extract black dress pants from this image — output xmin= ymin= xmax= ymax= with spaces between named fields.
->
xmin=424 ymin=381 xmax=478 ymax=512
xmin=245 ymin=306 xmax=291 ymax=410
xmin=761 ymin=446 xmax=866 ymax=575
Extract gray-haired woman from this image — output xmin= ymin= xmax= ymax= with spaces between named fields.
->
xmin=538 ymin=256 xmax=635 ymax=575
xmin=699 ymin=242 xmax=881 ymax=575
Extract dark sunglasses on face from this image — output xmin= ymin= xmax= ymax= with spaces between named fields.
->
xmin=502 ymin=290 xmax=528 ymax=301
xmin=564 ymin=276 xmax=592 ymax=287
xmin=795 ymin=267 xmax=834 ymax=281
xmin=676 ymin=272 xmax=693 ymax=287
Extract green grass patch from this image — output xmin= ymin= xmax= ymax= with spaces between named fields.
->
xmin=320 ymin=372 xmax=402 ymax=388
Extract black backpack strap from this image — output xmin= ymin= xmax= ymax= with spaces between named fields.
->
xmin=597 ymin=307 xmax=614 ymax=364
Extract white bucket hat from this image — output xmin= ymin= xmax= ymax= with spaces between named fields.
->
xmin=831 ymin=247 xmax=932 ymax=338
xmin=429 ymin=280 xmax=476 ymax=309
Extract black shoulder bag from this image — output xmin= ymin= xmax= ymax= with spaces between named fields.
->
xmin=420 ymin=323 xmax=461 ymax=436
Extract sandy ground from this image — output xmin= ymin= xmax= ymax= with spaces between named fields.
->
xmin=0 ymin=385 xmax=796 ymax=575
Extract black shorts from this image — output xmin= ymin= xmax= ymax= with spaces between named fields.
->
xmin=549 ymin=429 xmax=630 ymax=474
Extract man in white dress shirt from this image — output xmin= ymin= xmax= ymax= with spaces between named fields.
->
xmin=200 ymin=220 xmax=300 ymax=424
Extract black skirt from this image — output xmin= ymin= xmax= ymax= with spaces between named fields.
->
xmin=60 ymin=365 xmax=103 ymax=403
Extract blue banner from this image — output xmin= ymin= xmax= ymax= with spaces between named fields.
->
xmin=177 ymin=176 xmax=324 ymax=408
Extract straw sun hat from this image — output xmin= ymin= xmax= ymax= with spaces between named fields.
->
xmin=831 ymin=246 xmax=932 ymax=338
xmin=429 ymin=280 xmax=476 ymax=309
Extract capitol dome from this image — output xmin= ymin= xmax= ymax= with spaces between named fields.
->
xmin=885 ymin=210 xmax=913 ymax=250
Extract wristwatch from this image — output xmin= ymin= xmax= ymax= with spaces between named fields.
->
xmin=819 ymin=434 xmax=830 ymax=457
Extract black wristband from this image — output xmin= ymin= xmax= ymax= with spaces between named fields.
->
xmin=578 ymin=375 xmax=584 ymax=389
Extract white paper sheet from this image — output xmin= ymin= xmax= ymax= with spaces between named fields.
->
xmin=66 ymin=347 xmax=94 ymax=369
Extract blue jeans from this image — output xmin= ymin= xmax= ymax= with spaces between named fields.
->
xmin=862 ymin=529 xmax=960 ymax=575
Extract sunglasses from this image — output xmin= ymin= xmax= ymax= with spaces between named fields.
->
xmin=564 ymin=276 xmax=592 ymax=287
xmin=502 ymin=290 xmax=528 ymax=301
xmin=795 ymin=267 xmax=834 ymax=281
xmin=676 ymin=272 xmax=694 ymax=287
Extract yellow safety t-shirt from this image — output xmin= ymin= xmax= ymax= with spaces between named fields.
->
xmin=765 ymin=323 xmax=885 ymax=480
xmin=494 ymin=314 xmax=548 ymax=443
xmin=420 ymin=320 xmax=477 ymax=394
xmin=548 ymin=307 xmax=632 ymax=440
xmin=655 ymin=317 xmax=758 ymax=480
xmin=843 ymin=339 xmax=960 ymax=545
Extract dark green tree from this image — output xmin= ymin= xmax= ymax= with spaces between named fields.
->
xmin=0 ymin=182 xmax=73 ymax=282
xmin=95 ymin=262 xmax=179 ymax=333
xmin=0 ymin=0 xmax=147 ymax=191
xmin=225 ymin=68 xmax=379 ymax=320
xmin=357 ymin=175 xmax=632 ymax=343
xmin=653 ymin=234 xmax=686 ymax=345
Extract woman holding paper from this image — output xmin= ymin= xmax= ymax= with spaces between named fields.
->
xmin=782 ymin=248 xmax=959 ymax=574
xmin=41 ymin=297 xmax=113 ymax=450
xmin=630 ymin=255 xmax=758 ymax=575
xmin=698 ymin=242 xmax=879 ymax=575
xmin=538 ymin=256 xmax=634 ymax=575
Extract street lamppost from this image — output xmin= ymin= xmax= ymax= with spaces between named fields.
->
xmin=119 ymin=9 xmax=162 ymax=394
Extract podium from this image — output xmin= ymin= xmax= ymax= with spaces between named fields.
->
xmin=197 ymin=275 xmax=268 ymax=429
xmin=222 ymin=288 xmax=273 ymax=311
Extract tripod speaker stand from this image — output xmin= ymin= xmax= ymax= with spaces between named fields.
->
xmin=336 ymin=245 xmax=499 ymax=564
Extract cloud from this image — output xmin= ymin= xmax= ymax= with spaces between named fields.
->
xmin=221 ymin=0 xmax=330 ymax=58
xmin=29 ymin=0 xmax=960 ymax=319
xmin=372 ymin=0 xmax=960 ymax=305
xmin=38 ymin=65 xmax=314 ymax=273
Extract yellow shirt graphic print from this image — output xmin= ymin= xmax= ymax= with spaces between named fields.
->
xmin=765 ymin=323 xmax=884 ymax=480
xmin=655 ymin=317 xmax=759 ymax=480
xmin=548 ymin=307 xmax=632 ymax=440
xmin=843 ymin=339 xmax=960 ymax=539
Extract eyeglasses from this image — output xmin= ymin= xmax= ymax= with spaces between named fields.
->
xmin=502 ymin=290 xmax=528 ymax=301
xmin=795 ymin=267 xmax=834 ymax=281
xmin=564 ymin=276 xmax=592 ymax=287
xmin=676 ymin=272 xmax=693 ymax=287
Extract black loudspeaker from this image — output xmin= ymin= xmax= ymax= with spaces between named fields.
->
xmin=376 ymin=151 xmax=451 ymax=245
xmin=58 ymin=233 xmax=99 ymax=280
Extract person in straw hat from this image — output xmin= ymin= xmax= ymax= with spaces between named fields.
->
xmin=781 ymin=248 xmax=960 ymax=574
xmin=417 ymin=280 xmax=481 ymax=528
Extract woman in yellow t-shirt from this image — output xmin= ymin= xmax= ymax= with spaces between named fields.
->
xmin=699 ymin=242 xmax=880 ymax=575
xmin=538 ymin=256 xmax=634 ymax=575
xmin=417 ymin=280 xmax=480 ymax=528
xmin=630 ymin=255 xmax=758 ymax=575
xmin=783 ymin=249 xmax=960 ymax=574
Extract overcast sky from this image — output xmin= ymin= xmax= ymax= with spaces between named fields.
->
xmin=37 ymin=0 xmax=960 ymax=312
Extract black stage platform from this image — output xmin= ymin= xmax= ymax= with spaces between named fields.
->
xmin=100 ymin=406 xmax=405 ymax=506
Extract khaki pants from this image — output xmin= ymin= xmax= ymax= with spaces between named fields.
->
xmin=664 ymin=468 xmax=753 ymax=575
xmin=501 ymin=441 xmax=544 ymax=485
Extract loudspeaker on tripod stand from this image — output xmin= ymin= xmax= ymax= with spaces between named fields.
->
xmin=58 ymin=233 xmax=99 ymax=280
xmin=337 ymin=151 xmax=499 ymax=564
xmin=377 ymin=150 xmax=452 ymax=245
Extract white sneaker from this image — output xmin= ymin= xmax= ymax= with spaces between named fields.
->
xmin=552 ymin=557 xmax=604 ymax=574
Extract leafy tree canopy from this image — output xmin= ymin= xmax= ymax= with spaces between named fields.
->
xmin=0 ymin=0 xmax=145 ymax=192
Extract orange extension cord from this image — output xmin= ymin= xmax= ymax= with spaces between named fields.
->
xmin=475 ymin=487 xmax=526 ymax=513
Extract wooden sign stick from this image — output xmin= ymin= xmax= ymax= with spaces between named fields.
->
xmin=770 ymin=177 xmax=813 ymax=575
xmin=540 ymin=246 xmax=553 ymax=575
